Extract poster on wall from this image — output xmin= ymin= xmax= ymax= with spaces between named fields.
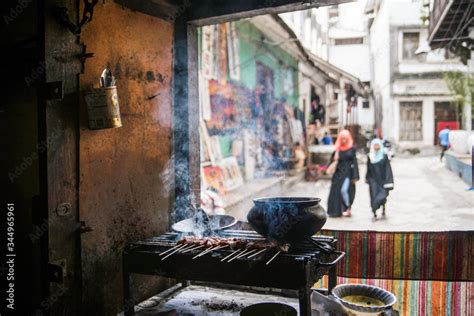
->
xmin=218 ymin=23 xmax=228 ymax=84
xmin=206 ymin=80 xmax=237 ymax=131
xmin=199 ymin=74 xmax=211 ymax=121
xmin=227 ymin=22 xmax=240 ymax=81
xmin=201 ymin=25 xmax=214 ymax=80
xmin=210 ymin=136 xmax=224 ymax=162
xmin=202 ymin=166 xmax=226 ymax=194
xmin=289 ymin=118 xmax=305 ymax=146
xmin=218 ymin=157 xmax=244 ymax=191
xmin=200 ymin=121 xmax=215 ymax=165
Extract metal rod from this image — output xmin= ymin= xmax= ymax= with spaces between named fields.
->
xmin=221 ymin=249 xmax=241 ymax=262
xmin=247 ymin=248 xmax=267 ymax=259
xmin=159 ymin=243 xmax=184 ymax=256
xmin=181 ymin=244 xmax=205 ymax=254
xmin=161 ymin=245 xmax=187 ymax=261
xmin=265 ymin=250 xmax=281 ymax=265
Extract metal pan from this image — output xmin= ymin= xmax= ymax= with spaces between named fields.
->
xmin=172 ymin=214 xmax=237 ymax=234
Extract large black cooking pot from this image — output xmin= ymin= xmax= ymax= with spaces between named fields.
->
xmin=247 ymin=197 xmax=327 ymax=244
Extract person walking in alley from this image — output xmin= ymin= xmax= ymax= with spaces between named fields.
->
xmin=327 ymin=130 xmax=359 ymax=217
xmin=438 ymin=126 xmax=450 ymax=161
xmin=310 ymin=96 xmax=326 ymax=125
xmin=366 ymin=138 xmax=394 ymax=218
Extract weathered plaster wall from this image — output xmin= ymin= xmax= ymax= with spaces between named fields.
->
xmin=237 ymin=21 xmax=299 ymax=106
xmin=79 ymin=2 xmax=173 ymax=314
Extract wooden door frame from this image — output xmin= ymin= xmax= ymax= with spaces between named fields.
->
xmin=172 ymin=1 xmax=352 ymax=215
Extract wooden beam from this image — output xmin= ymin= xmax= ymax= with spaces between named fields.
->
xmin=187 ymin=0 xmax=353 ymax=25
xmin=172 ymin=15 xmax=199 ymax=221
xmin=187 ymin=24 xmax=201 ymax=201
xmin=114 ymin=0 xmax=179 ymax=21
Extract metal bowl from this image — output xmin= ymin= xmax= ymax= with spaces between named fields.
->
xmin=332 ymin=284 xmax=396 ymax=314
xmin=172 ymin=214 xmax=237 ymax=234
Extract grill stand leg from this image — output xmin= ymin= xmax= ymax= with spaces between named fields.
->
xmin=299 ymin=262 xmax=312 ymax=316
xmin=299 ymin=286 xmax=312 ymax=316
xmin=328 ymin=265 xmax=337 ymax=293
xmin=123 ymin=272 xmax=135 ymax=316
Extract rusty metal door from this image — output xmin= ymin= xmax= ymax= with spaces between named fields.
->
xmin=399 ymin=102 xmax=423 ymax=141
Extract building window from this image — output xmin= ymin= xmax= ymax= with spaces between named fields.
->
xmin=402 ymin=32 xmax=420 ymax=60
xmin=399 ymin=102 xmax=423 ymax=141
xmin=362 ymin=100 xmax=370 ymax=109
xmin=328 ymin=6 xmax=339 ymax=19
xmin=334 ymin=37 xmax=364 ymax=45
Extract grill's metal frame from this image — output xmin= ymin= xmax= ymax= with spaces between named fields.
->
xmin=123 ymin=230 xmax=344 ymax=316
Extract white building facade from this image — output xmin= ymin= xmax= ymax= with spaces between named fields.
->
xmin=326 ymin=2 xmax=374 ymax=132
xmin=367 ymin=0 xmax=470 ymax=147
xmin=281 ymin=4 xmax=375 ymax=132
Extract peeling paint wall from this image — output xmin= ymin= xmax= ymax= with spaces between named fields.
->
xmin=79 ymin=2 xmax=174 ymax=314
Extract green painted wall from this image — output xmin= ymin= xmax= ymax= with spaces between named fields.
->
xmin=197 ymin=21 xmax=299 ymax=107
xmin=236 ymin=21 xmax=299 ymax=107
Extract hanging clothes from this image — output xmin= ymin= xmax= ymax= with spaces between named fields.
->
xmin=327 ymin=130 xmax=359 ymax=217
xmin=366 ymin=139 xmax=394 ymax=215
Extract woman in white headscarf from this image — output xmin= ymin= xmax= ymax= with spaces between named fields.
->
xmin=366 ymin=138 xmax=394 ymax=218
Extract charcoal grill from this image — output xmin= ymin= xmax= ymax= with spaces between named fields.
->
xmin=123 ymin=230 xmax=344 ymax=316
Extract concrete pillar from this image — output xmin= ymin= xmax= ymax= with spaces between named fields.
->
xmin=464 ymin=102 xmax=472 ymax=131
xmin=423 ymin=99 xmax=435 ymax=145
xmin=466 ymin=28 xmax=473 ymax=131
xmin=468 ymin=28 xmax=474 ymax=74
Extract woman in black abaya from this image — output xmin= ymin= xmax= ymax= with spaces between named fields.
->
xmin=366 ymin=138 xmax=394 ymax=218
xmin=327 ymin=130 xmax=359 ymax=217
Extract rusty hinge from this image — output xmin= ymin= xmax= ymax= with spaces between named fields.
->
xmin=48 ymin=260 xmax=66 ymax=283
xmin=78 ymin=221 xmax=94 ymax=234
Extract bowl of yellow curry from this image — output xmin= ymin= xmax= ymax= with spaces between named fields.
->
xmin=332 ymin=284 xmax=396 ymax=314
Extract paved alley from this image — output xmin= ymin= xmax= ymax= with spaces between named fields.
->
xmin=280 ymin=156 xmax=473 ymax=231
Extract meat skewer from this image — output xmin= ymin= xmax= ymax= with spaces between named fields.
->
xmin=191 ymin=247 xmax=213 ymax=259
xmin=161 ymin=245 xmax=188 ymax=260
xmin=192 ymin=246 xmax=217 ymax=259
xmin=208 ymin=244 xmax=228 ymax=253
xmin=195 ymin=244 xmax=229 ymax=259
xmin=265 ymin=250 xmax=281 ymax=265
xmin=227 ymin=248 xmax=250 ymax=262
xmin=178 ymin=244 xmax=196 ymax=253
xmin=181 ymin=244 xmax=205 ymax=253
xmin=247 ymin=248 xmax=267 ymax=259
xmin=239 ymin=248 xmax=257 ymax=258
xmin=167 ymin=236 xmax=285 ymax=262
xmin=159 ymin=243 xmax=185 ymax=256
xmin=229 ymin=248 xmax=257 ymax=262
xmin=221 ymin=249 xmax=242 ymax=262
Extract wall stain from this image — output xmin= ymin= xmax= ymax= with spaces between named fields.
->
xmin=146 ymin=70 xmax=155 ymax=81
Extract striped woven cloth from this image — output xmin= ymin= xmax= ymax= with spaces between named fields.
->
xmin=314 ymin=276 xmax=473 ymax=316
xmin=321 ymin=230 xmax=473 ymax=281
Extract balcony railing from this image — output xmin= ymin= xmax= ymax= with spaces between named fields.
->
xmin=428 ymin=0 xmax=450 ymax=41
